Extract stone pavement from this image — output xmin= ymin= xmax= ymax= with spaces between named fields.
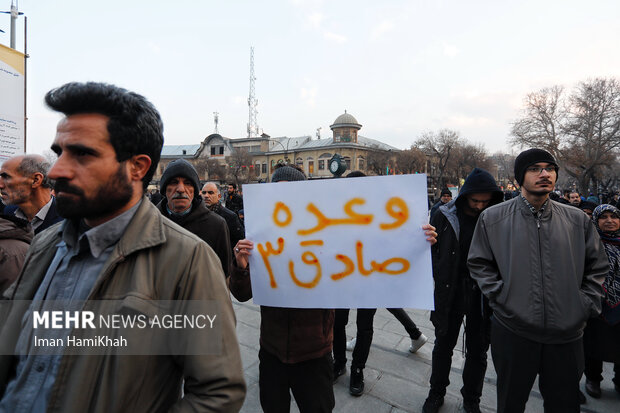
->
xmin=233 ymin=300 xmax=620 ymax=413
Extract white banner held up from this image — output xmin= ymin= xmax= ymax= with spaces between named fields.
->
xmin=243 ymin=174 xmax=434 ymax=309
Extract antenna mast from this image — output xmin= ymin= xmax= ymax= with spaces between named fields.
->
xmin=213 ymin=112 xmax=219 ymax=134
xmin=247 ymin=47 xmax=259 ymax=138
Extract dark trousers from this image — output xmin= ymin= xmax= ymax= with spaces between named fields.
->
xmin=584 ymin=358 xmax=620 ymax=384
xmin=259 ymin=348 xmax=335 ymax=413
xmin=387 ymin=308 xmax=422 ymax=339
xmin=429 ymin=288 xmax=488 ymax=404
xmin=333 ymin=308 xmax=377 ymax=370
xmin=491 ymin=319 xmax=584 ymax=413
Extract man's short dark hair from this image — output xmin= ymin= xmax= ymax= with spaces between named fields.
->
xmin=45 ymin=82 xmax=164 ymax=190
xmin=17 ymin=155 xmax=53 ymax=189
xmin=228 ymin=183 xmax=237 ymax=190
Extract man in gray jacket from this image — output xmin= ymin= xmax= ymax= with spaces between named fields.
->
xmin=467 ymin=148 xmax=608 ymax=413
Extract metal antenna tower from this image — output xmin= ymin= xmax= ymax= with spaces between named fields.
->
xmin=213 ymin=112 xmax=219 ymax=134
xmin=247 ymin=47 xmax=259 ymax=138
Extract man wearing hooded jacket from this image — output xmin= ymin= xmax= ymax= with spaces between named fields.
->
xmin=423 ymin=168 xmax=504 ymax=413
xmin=158 ymin=159 xmax=231 ymax=277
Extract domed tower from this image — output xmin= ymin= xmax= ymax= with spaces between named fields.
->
xmin=330 ymin=110 xmax=362 ymax=143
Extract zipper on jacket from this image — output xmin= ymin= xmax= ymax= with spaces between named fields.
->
xmin=536 ymin=216 xmax=546 ymax=330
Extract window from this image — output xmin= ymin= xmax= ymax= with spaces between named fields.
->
xmin=262 ymin=163 xmax=267 ymax=174
xmin=210 ymin=147 xmax=216 ymax=155
xmin=357 ymin=156 xmax=365 ymax=170
xmin=318 ymin=160 xmax=325 ymax=170
xmin=308 ymin=160 xmax=314 ymax=174
xmin=219 ymin=146 xmax=224 ymax=155
xmin=296 ymin=157 xmax=303 ymax=169
xmin=344 ymin=156 xmax=351 ymax=170
xmin=255 ymin=162 xmax=261 ymax=176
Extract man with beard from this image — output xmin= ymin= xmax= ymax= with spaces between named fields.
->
xmin=225 ymin=183 xmax=243 ymax=214
xmin=0 ymin=82 xmax=245 ymax=413
xmin=569 ymin=190 xmax=582 ymax=207
xmin=158 ymin=160 xmax=231 ymax=277
xmin=0 ymin=154 xmax=62 ymax=234
xmin=201 ymin=182 xmax=244 ymax=251
xmin=422 ymin=168 xmax=503 ymax=413
xmin=467 ymin=149 xmax=608 ymax=413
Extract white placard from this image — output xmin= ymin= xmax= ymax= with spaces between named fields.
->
xmin=243 ymin=174 xmax=434 ymax=309
xmin=0 ymin=44 xmax=25 ymax=165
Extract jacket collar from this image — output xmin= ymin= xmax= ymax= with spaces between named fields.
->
xmin=114 ymin=195 xmax=167 ymax=258
xmin=438 ymin=199 xmax=460 ymax=241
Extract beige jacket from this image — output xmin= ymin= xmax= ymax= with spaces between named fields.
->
xmin=0 ymin=198 xmax=246 ymax=413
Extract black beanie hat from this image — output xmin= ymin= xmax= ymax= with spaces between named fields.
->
xmin=440 ymin=188 xmax=452 ymax=197
xmin=514 ymin=148 xmax=558 ymax=186
xmin=160 ymin=159 xmax=201 ymax=200
xmin=271 ymin=165 xmax=306 ymax=182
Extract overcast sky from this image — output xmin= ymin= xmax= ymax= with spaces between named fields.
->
xmin=2 ymin=0 xmax=619 ymax=156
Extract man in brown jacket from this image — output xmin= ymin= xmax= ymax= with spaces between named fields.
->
xmin=0 ymin=215 xmax=32 ymax=295
xmin=230 ymin=164 xmax=336 ymax=413
xmin=0 ymin=82 xmax=245 ymax=413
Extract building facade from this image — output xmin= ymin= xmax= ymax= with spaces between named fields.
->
xmin=153 ymin=111 xmax=400 ymax=184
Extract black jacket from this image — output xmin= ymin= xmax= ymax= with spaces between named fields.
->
xmin=157 ymin=198 xmax=231 ymax=277
xmin=210 ymin=203 xmax=245 ymax=251
xmin=429 ymin=168 xmax=503 ymax=336
xmin=225 ymin=193 xmax=243 ymax=214
xmin=36 ymin=197 xmax=63 ymax=234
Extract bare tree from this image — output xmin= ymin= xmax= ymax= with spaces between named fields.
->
xmin=395 ymin=147 xmax=426 ymax=174
xmin=414 ymin=129 xmax=461 ymax=189
xmin=366 ymin=150 xmax=392 ymax=175
xmin=510 ymin=78 xmax=620 ymax=194
xmin=226 ymin=147 xmax=253 ymax=186
xmin=449 ymin=143 xmax=493 ymax=182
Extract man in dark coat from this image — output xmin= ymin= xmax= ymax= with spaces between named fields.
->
xmin=429 ymin=188 xmax=452 ymax=220
xmin=201 ymin=182 xmax=245 ymax=251
xmin=225 ymin=183 xmax=243 ymax=214
xmin=423 ymin=168 xmax=503 ymax=413
xmin=158 ymin=159 xmax=231 ymax=277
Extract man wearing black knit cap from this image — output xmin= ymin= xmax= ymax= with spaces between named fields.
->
xmin=468 ymin=148 xmax=609 ymax=413
xmin=158 ymin=159 xmax=231 ymax=277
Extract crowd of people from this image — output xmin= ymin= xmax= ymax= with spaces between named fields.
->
xmin=0 ymin=81 xmax=618 ymax=413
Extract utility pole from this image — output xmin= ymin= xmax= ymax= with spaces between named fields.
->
xmin=247 ymin=47 xmax=259 ymax=138
xmin=213 ymin=112 xmax=219 ymax=134
xmin=0 ymin=1 xmax=23 ymax=49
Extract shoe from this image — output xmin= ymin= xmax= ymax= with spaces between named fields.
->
xmin=579 ymin=390 xmax=586 ymax=404
xmin=463 ymin=401 xmax=481 ymax=413
xmin=585 ymin=379 xmax=601 ymax=398
xmin=409 ymin=333 xmax=428 ymax=353
xmin=333 ymin=364 xmax=346 ymax=383
xmin=422 ymin=394 xmax=444 ymax=413
xmin=349 ymin=367 xmax=364 ymax=396
xmin=346 ymin=337 xmax=357 ymax=351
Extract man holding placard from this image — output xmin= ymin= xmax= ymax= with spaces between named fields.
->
xmin=230 ymin=164 xmax=336 ymax=412
xmin=231 ymin=164 xmax=438 ymax=412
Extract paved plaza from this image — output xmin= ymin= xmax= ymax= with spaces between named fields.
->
xmin=233 ymin=300 xmax=620 ymax=413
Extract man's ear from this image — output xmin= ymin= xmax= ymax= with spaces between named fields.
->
xmin=31 ymin=172 xmax=45 ymax=188
xmin=128 ymin=155 xmax=152 ymax=183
